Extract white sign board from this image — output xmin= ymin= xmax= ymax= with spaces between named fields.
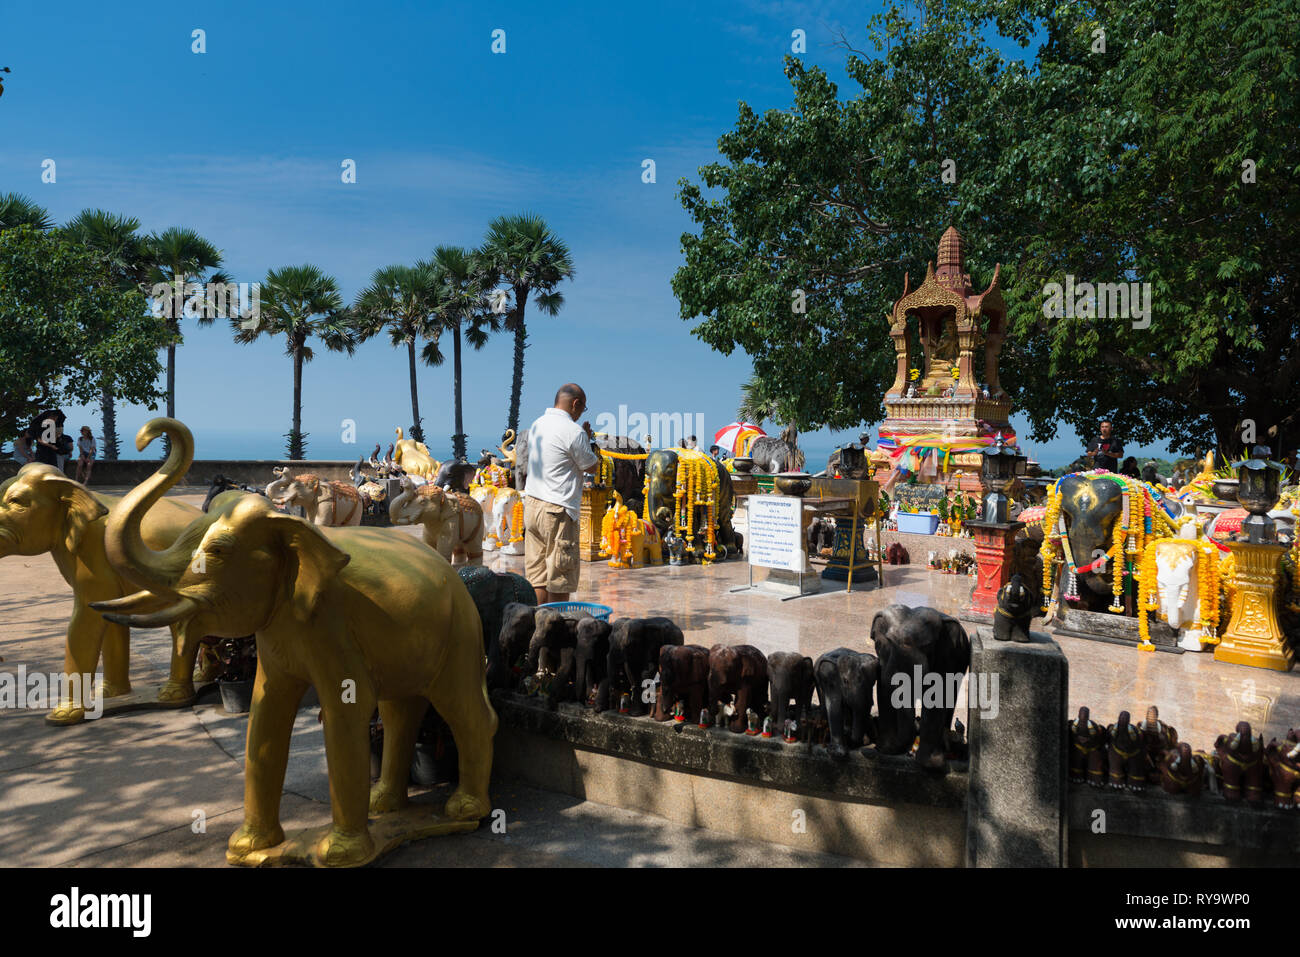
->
xmin=746 ymin=495 xmax=805 ymax=572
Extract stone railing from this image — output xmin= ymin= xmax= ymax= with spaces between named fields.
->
xmin=0 ymin=459 xmax=359 ymax=487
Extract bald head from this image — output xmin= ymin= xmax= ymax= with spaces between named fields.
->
xmin=554 ymin=383 xmax=587 ymax=421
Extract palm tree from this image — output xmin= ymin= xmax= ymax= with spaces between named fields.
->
xmin=481 ymin=213 xmax=574 ymax=435
xmin=423 ymin=246 xmax=499 ymax=461
xmin=141 ymin=227 xmax=227 ymax=422
xmin=0 ymin=192 xmax=52 ymax=232
xmin=235 ymin=264 xmax=355 ymax=459
xmin=63 ymin=210 xmax=149 ymax=460
xmin=353 ymin=263 xmax=439 ymax=443
xmin=737 ymin=372 xmax=777 ymax=426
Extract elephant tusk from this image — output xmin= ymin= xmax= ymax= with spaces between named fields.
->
xmin=96 ymin=595 xmax=198 ymax=629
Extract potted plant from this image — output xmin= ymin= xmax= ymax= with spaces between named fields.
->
xmin=212 ymin=636 xmax=257 ymax=714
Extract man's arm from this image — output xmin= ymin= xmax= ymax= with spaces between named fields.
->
xmin=573 ymin=424 xmax=601 ymax=474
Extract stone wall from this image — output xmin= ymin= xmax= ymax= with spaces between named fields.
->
xmin=0 ymin=459 xmax=357 ymax=487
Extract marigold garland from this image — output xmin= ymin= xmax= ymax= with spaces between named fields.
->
xmin=510 ymin=497 xmax=524 ymax=543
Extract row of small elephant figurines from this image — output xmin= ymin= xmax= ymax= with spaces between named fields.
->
xmin=493 ymin=603 xmax=972 ymax=771
xmin=1069 ymin=706 xmax=1300 ymax=808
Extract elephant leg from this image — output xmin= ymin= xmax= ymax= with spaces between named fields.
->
xmin=462 ymin=533 xmax=484 ymax=567
xmin=730 ymin=686 xmax=749 ymax=733
xmin=370 ymin=697 xmax=427 ymax=814
xmin=315 ymin=678 xmax=379 ymax=866
xmin=159 ymin=624 xmax=201 ymax=703
xmin=98 ymin=620 xmax=132 ymax=698
xmin=849 ymin=698 xmax=868 ymax=749
xmin=227 ymin=664 xmax=308 ymax=864
xmin=1087 ymin=747 xmax=1107 ymax=787
xmin=48 ymin=607 xmax=111 ymax=725
xmin=425 ymin=666 xmax=497 ymax=823
xmin=626 ymin=660 xmax=649 ymax=716
xmin=917 ymin=671 xmax=954 ymax=769
xmin=823 ymin=686 xmax=847 ymax=756
xmin=1245 ymin=762 xmax=1265 ymax=803
xmin=875 ymin=649 xmax=918 ymax=755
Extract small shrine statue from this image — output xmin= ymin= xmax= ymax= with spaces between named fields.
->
xmin=698 ymin=708 xmax=711 ymax=729
xmin=1158 ymin=744 xmax=1207 ymax=797
xmin=744 ymin=708 xmax=760 ymax=735
xmin=1068 ymin=706 xmax=1107 ymax=787
xmin=672 ymin=701 xmax=686 ymax=723
xmin=1107 ymin=711 xmax=1146 ymax=791
xmin=992 ymin=574 xmax=1034 ymax=643
xmin=760 ymin=716 xmax=773 ymax=738
xmin=618 ymin=693 xmax=631 ymax=714
xmin=1212 ymin=721 xmax=1265 ymax=803
xmin=1137 ymin=705 xmax=1178 ymax=782
xmin=783 ymin=719 xmax=798 ymax=744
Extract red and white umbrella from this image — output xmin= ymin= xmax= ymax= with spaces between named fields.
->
xmin=713 ymin=422 xmax=766 ymax=457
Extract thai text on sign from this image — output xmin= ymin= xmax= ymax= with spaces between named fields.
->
xmin=747 ymin=495 xmax=804 ymax=572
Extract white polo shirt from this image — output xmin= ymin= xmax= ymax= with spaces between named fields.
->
xmin=526 ymin=407 xmax=600 ymax=520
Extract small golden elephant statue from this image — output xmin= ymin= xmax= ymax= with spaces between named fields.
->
xmin=92 ymin=418 xmax=497 ymax=867
xmin=599 ymin=493 xmax=663 ymax=568
xmin=392 ymin=428 xmax=440 ymax=479
xmin=0 ymin=463 xmax=220 ymax=723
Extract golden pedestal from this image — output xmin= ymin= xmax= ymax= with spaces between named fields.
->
xmin=579 ymin=486 xmax=611 ymax=562
xmin=1215 ymin=542 xmax=1295 ymax=672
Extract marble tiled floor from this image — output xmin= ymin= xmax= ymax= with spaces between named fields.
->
xmin=10 ymin=489 xmax=1299 ymax=757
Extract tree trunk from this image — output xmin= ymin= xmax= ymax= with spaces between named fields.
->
xmin=99 ymin=381 xmax=119 ymax=461
xmin=292 ymin=336 xmax=305 ymax=460
xmin=506 ymin=289 xmax=528 ymax=436
xmin=453 ymin=321 xmax=466 ymax=461
xmin=407 ymin=337 xmax=423 ymax=443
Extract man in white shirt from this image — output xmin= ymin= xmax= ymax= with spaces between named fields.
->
xmin=524 ymin=383 xmax=601 ymax=604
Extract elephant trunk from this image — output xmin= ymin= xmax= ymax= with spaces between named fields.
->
xmin=104 ymin=418 xmax=195 ymax=601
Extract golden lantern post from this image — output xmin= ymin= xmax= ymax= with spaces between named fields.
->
xmin=1215 ymin=446 xmax=1295 ymax=672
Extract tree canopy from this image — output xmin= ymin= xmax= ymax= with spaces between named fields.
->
xmin=673 ymin=0 xmax=1299 ymax=456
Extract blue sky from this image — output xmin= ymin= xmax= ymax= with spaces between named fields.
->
xmin=0 ymin=0 xmax=1174 ymax=467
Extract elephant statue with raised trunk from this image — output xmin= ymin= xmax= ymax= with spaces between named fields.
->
xmin=1069 ymin=706 xmax=1108 ymax=786
xmin=0 ymin=463 xmax=222 ymax=724
xmin=1159 ymin=743 xmax=1207 ymax=796
xmin=1213 ymin=721 xmax=1265 ymax=804
xmin=642 ymin=449 xmax=741 ymax=561
xmin=392 ymin=427 xmax=440 ymax=479
xmin=870 ymin=605 xmax=970 ymax=770
xmin=268 ymin=469 xmax=364 ymax=527
xmin=389 ymin=476 xmax=484 ymax=566
xmin=1107 ymin=710 xmax=1146 ymax=790
xmin=91 ymin=418 xmax=497 ymax=867
xmin=1265 ymin=731 xmax=1300 ymax=809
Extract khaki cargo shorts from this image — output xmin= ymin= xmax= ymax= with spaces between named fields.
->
xmin=524 ymin=495 xmax=580 ymax=593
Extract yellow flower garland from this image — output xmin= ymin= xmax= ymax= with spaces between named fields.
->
xmin=510 ymin=498 xmax=524 ymax=543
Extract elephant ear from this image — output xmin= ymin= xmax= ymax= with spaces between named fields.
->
xmin=38 ymin=474 xmax=109 ymax=553
xmin=269 ymin=512 xmax=351 ymax=619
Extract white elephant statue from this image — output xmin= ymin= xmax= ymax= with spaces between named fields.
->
xmin=1153 ymin=538 xmax=1208 ymax=652
xmin=270 ymin=471 xmax=364 ymax=526
xmin=472 ymin=485 xmax=499 ymax=550
xmin=489 ymin=487 xmax=524 ymax=556
xmin=389 ymin=475 xmax=484 ymax=566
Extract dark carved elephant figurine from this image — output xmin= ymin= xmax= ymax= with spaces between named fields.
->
xmin=1265 ymin=731 xmax=1300 ymax=809
xmin=768 ymin=651 xmax=815 ymax=732
xmin=526 ymin=608 xmax=587 ymax=706
xmin=493 ymin=602 xmax=536 ymax=690
xmin=707 ymin=644 xmax=769 ymax=733
xmin=1069 ymin=706 xmax=1108 ymax=786
xmin=599 ymin=617 xmax=685 ymax=715
xmin=870 ymin=605 xmax=970 ymax=769
xmin=574 ymin=618 xmax=612 ymax=709
xmin=1213 ymin=721 xmax=1266 ymax=803
xmin=1107 ymin=711 xmax=1147 ymax=790
xmin=1137 ymin=705 xmax=1177 ymax=783
xmin=655 ymin=644 xmax=710 ymax=722
xmin=1054 ymin=474 xmax=1126 ymax=612
xmin=992 ymin=574 xmax=1034 ymax=642
xmin=1159 ymin=743 xmax=1207 ymax=797
xmin=458 ymin=566 xmax=535 ymax=688
xmin=643 ymin=449 xmax=741 ymax=558
xmin=812 ymin=648 xmax=879 ymax=760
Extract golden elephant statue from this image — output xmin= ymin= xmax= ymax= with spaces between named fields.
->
xmin=266 ymin=469 xmax=364 ymax=526
xmin=388 ymin=476 xmax=485 ymax=566
xmin=392 ymin=428 xmax=440 ymax=479
xmin=91 ymin=418 xmax=497 ymax=867
xmin=599 ymin=493 xmax=663 ymax=568
xmin=0 ymin=462 xmax=219 ymax=724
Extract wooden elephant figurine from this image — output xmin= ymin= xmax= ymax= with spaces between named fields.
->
xmin=767 ymin=651 xmax=815 ymax=732
xmin=1137 ymin=705 xmax=1177 ymax=783
xmin=655 ymin=644 xmax=710 ymax=722
xmin=267 ymin=470 xmax=365 ymax=526
xmin=574 ymin=618 xmax=612 ymax=708
xmin=1159 ymin=743 xmax=1206 ymax=797
xmin=0 ymin=463 xmax=215 ymax=723
xmin=455 ymin=567 xmax=535 ymax=689
xmin=707 ymin=643 xmax=768 ymax=733
xmin=92 ymin=418 xmax=496 ymax=868
xmin=527 ymin=607 xmax=587 ymax=707
xmin=1069 ymin=706 xmax=1109 ymax=786
xmin=598 ymin=617 xmax=684 ymax=715
xmin=1213 ymin=721 xmax=1266 ymax=803
xmin=813 ymin=648 xmax=879 ymax=759
xmin=1107 ymin=711 xmax=1147 ymax=790
xmin=389 ymin=477 xmax=484 ymax=566
xmin=492 ymin=602 xmax=536 ymax=691
xmin=1265 ymin=731 xmax=1300 ymax=809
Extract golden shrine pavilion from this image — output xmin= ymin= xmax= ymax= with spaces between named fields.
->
xmin=876 ymin=226 xmax=1013 ymax=494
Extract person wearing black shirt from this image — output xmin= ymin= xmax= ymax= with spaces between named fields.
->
xmin=1085 ymin=420 xmax=1124 ymax=472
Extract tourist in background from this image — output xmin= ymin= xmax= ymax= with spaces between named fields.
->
xmin=1120 ymin=457 xmax=1140 ymax=478
xmin=31 ymin=410 xmax=64 ymax=466
xmin=10 ymin=428 xmax=34 ymax=465
xmin=76 ymin=426 xmax=97 ymax=485
xmin=523 ymin=383 xmax=601 ymax=605
xmin=1085 ymin=420 xmax=1124 ymax=472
